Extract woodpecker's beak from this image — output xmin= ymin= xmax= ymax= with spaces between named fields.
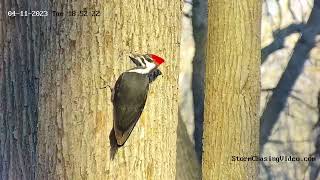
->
xmin=129 ymin=56 xmax=137 ymax=63
xmin=129 ymin=56 xmax=142 ymax=66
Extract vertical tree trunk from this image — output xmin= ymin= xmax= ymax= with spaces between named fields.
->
xmin=203 ymin=1 xmax=261 ymax=179
xmin=36 ymin=1 xmax=180 ymax=180
xmin=176 ymin=113 xmax=201 ymax=180
xmin=1 ymin=1 xmax=41 ymax=179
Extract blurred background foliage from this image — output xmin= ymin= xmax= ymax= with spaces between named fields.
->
xmin=178 ymin=0 xmax=320 ymax=179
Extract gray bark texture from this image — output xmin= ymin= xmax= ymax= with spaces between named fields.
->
xmin=0 ymin=0 xmax=41 ymax=179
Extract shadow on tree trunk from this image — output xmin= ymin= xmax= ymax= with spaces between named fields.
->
xmin=261 ymin=23 xmax=305 ymax=64
xmin=191 ymin=0 xmax=207 ymax=162
xmin=0 ymin=1 xmax=41 ymax=179
xmin=260 ymin=0 xmax=320 ymax=147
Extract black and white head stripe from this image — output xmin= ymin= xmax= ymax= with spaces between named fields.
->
xmin=129 ymin=54 xmax=155 ymax=68
xmin=137 ymin=56 xmax=146 ymax=66
xmin=129 ymin=54 xmax=150 ymax=67
xmin=143 ymin=55 xmax=153 ymax=63
xmin=128 ymin=54 xmax=158 ymax=74
xmin=129 ymin=55 xmax=143 ymax=67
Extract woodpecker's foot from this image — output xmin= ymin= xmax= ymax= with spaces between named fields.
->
xmin=100 ymin=76 xmax=113 ymax=91
xmin=100 ymin=85 xmax=114 ymax=102
xmin=100 ymin=84 xmax=113 ymax=91
xmin=100 ymin=76 xmax=115 ymax=102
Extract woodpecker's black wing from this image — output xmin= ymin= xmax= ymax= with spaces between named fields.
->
xmin=112 ymin=72 xmax=149 ymax=146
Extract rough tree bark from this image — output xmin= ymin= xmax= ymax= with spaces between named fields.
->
xmin=0 ymin=0 xmax=41 ymax=179
xmin=35 ymin=1 xmax=180 ymax=180
xmin=203 ymin=0 xmax=261 ymax=179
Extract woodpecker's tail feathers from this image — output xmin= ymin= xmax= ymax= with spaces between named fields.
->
xmin=109 ymin=128 xmax=119 ymax=160
xmin=100 ymin=84 xmax=112 ymax=91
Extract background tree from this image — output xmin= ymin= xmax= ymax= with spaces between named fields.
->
xmin=202 ymin=0 xmax=261 ymax=179
xmin=0 ymin=1 xmax=41 ymax=179
xmin=260 ymin=0 xmax=320 ymax=146
xmin=259 ymin=0 xmax=320 ymax=178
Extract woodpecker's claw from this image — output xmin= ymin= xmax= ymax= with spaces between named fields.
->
xmin=100 ymin=85 xmax=113 ymax=91
xmin=100 ymin=76 xmax=113 ymax=91
xmin=100 ymin=76 xmax=115 ymax=101
xmin=100 ymin=85 xmax=115 ymax=102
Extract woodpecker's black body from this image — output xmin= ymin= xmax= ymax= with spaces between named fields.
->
xmin=112 ymin=72 xmax=149 ymax=144
xmin=109 ymin=54 xmax=164 ymax=159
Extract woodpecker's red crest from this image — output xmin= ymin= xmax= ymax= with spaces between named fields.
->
xmin=150 ymin=54 xmax=165 ymax=65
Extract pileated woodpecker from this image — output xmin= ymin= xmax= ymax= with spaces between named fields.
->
xmin=109 ymin=53 xmax=165 ymax=159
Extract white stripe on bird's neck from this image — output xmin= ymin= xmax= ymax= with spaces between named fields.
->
xmin=128 ymin=61 xmax=157 ymax=74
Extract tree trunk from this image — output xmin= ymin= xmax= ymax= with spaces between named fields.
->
xmin=1 ymin=1 xmax=41 ymax=179
xmin=203 ymin=0 xmax=261 ymax=179
xmin=36 ymin=1 xmax=180 ymax=180
xmin=176 ymin=112 xmax=201 ymax=180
